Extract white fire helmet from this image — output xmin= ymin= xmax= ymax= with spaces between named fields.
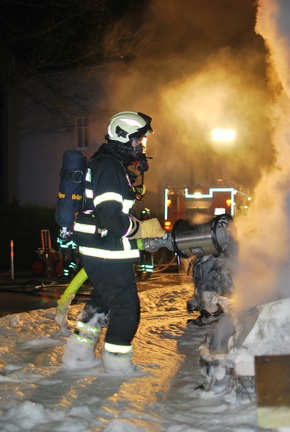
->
xmin=107 ymin=111 xmax=153 ymax=144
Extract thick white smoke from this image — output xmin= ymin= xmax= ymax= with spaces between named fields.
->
xmin=105 ymin=1 xmax=270 ymax=217
xmin=233 ymin=0 xmax=290 ymax=310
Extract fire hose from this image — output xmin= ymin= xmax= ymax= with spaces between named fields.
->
xmin=55 ymin=214 xmax=236 ymax=330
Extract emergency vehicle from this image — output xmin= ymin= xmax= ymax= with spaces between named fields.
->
xmin=164 ymin=184 xmax=251 ymax=232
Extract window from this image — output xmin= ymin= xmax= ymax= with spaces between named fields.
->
xmin=77 ymin=117 xmax=88 ymax=149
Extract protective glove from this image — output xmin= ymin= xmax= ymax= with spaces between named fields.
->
xmin=59 ymin=227 xmax=73 ymax=241
xmin=57 ymin=227 xmax=77 ymax=249
xmin=128 ymin=217 xmax=165 ymax=240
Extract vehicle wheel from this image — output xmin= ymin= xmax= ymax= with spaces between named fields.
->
xmin=31 ymin=259 xmax=46 ymax=276
xmin=54 ymin=259 xmax=63 ymax=277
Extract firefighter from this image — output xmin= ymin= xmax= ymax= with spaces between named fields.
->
xmin=56 ymin=231 xmax=79 ymax=278
xmin=63 ymin=111 xmax=165 ymax=373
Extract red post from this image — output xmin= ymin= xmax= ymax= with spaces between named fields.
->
xmin=10 ymin=240 xmax=14 ymax=280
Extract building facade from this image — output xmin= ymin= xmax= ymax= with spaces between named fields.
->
xmin=4 ymin=62 xmax=128 ymax=206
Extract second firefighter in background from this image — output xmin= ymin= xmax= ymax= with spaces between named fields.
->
xmin=63 ymin=111 xmax=165 ymax=373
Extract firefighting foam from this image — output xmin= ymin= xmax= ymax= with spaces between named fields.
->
xmin=1 ymin=3 xmax=290 ymax=431
xmin=193 ymin=0 xmax=290 ymax=397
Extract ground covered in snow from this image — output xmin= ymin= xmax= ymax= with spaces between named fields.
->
xmin=0 ymin=273 xmax=272 ymax=432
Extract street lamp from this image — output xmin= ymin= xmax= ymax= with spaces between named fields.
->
xmin=211 ymin=128 xmax=236 ymax=143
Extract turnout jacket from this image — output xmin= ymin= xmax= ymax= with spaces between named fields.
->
xmin=74 ymin=147 xmax=140 ymax=262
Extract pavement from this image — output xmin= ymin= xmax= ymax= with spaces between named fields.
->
xmin=0 ymin=272 xmax=52 ymax=287
xmin=0 ymin=271 xmax=91 ymax=317
xmin=0 ymin=269 xmax=185 ymax=317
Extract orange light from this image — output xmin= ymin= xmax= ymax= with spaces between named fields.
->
xmin=167 ymin=199 xmax=172 ymax=207
xmin=164 ymin=221 xmax=171 ymax=231
xmin=226 ymin=199 xmax=232 ymax=207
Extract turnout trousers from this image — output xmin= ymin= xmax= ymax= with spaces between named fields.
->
xmin=81 ymin=256 xmax=140 ymax=346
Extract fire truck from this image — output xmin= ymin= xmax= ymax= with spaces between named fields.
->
xmin=164 ymin=185 xmax=251 ymax=232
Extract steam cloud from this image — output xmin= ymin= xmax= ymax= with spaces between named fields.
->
xmin=106 ymin=1 xmax=273 ymax=217
xmin=233 ymin=0 xmax=290 ymax=310
xmin=106 ymin=1 xmax=290 ymax=311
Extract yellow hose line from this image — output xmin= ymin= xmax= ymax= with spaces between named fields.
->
xmin=55 ymin=267 xmax=88 ymax=322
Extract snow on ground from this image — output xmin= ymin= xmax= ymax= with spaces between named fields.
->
xmin=0 ymin=273 xmax=274 ymax=432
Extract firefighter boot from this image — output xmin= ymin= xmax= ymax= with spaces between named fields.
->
xmin=62 ymin=321 xmax=101 ymax=368
xmin=102 ymin=343 xmax=136 ymax=375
